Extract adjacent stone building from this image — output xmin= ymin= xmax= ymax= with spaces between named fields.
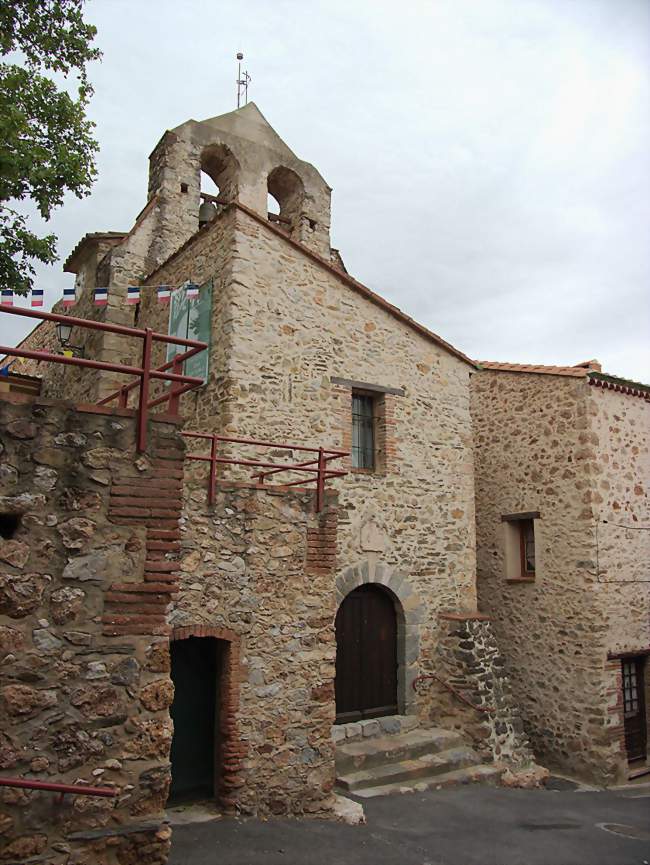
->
xmin=471 ymin=361 xmax=650 ymax=783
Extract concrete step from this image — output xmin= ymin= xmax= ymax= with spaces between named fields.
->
xmin=350 ymin=763 xmax=504 ymax=798
xmin=336 ymin=727 xmax=465 ymax=774
xmin=337 ymin=746 xmax=480 ymax=792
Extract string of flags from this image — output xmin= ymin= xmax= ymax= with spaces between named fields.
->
xmin=0 ymin=282 xmax=201 ymax=309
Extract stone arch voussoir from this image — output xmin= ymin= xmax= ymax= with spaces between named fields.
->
xmin=335 ymin=561 xmax=423 ymax=715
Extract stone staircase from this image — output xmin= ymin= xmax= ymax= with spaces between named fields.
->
xmin=334 ymin=716 xmax=503 ymax=798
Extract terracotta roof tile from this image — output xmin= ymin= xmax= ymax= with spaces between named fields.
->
xmin=477 ymin=361 xmax=589 ymax=377
xmin=63 ymin=232 xmax=127 ymax=273
xmin=478 ymin=361 xmax=650 ymax=399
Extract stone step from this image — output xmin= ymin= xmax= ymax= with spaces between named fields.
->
xmin=336 ymin=727 xmax=465 ymax=774
xmin=349 ymin=763 xmax=504 ymax=798
xmin=332 ymin=714 xmax=420 ymax=745
xmin=337 ymin=746 xmax=481 ymax=792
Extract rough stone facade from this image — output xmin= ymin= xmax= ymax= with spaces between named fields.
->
xmin=171 ymin=476 xmax=340 ymax=816
xmin=13 ymin=101 xmax=649 ymax=858
xmin=471 ymin=367 xmax=650 ymax=782
xmin=6 ymin=104 xmax=540 ymax=821
xmin=0 ymin=394 xmax=184 ymax=863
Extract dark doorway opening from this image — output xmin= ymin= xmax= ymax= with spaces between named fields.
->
xmin=0 ymin=513 xmax=21 ymax=540
xmin=623 ymin=656 xmax=647 ymax=764
xmin=335 ymin=584 xmax=398 ymax=723
xmin=169 ymin=636 xmax=221 ymax=803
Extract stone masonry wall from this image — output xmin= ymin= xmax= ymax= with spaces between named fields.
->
xmin=0 ymin=394 xmax=184 ymax=864
xmin=224 ymin=209 xmax=483 ymax=727
xmin=434 ymin=615 xmax=535 ymax=768
xmin=169 ymin=467 xmax=339 ymax=817
xmin=587 ymin=385 xmax=650 ymax=770
xmin=587 ymin=385 xmax=650 ymax=649
xmin=471 ymin=371 xmax=611 ymax=781
xmin=471 ymin=369 xmax=648 ymax=783
xmin=134 ymin=206 xmax=483 ymax=734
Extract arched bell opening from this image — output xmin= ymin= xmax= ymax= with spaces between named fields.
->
xmin=198 ymin=143 xmax=241 ymax=227
xmin=266 ymin=165 xmax=305 ymax=234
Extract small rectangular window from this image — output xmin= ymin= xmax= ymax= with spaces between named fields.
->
xmin=519 ymin=519 xmax=535 ymax=577
xmin=352 ymin=393 xmax=375 ymax=470
xmin=502 ymin=512 xmax=539 ymax=581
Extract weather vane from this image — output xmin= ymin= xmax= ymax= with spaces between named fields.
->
xmin=236 ymin=52 xmax=251 ymax=108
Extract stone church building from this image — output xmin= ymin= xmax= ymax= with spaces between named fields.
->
xmin=1 ymin=104 xmax=648 ymax=862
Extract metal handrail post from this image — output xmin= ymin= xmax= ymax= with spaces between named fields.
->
xmin=137 ymin=328 xmax=153 ymax=453
xmin=208 ymin=434 xmax=218 ymax=505
xmin=316 ymin=447 xmax=326 ymax=513
xmin=167 ymin=355 xmax=184 ymax=415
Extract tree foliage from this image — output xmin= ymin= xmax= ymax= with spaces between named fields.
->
xmin=0 ymin=1 xmax=100 ymax=294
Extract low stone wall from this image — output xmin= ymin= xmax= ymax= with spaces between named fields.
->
xmin=0 ymin=395 xmax=183 ymax=864
xmin=425 ymin=615 xmax=537 ymax=771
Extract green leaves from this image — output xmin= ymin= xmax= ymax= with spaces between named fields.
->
xmin=0 ymin=0 xmax=100 ymax=294
xmin=0 ymin=0 xmax=100 ymax=86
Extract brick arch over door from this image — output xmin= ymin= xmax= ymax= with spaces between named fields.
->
xmin=169 ymin=625 xmax=245 ymax=810
xmin=335 ymin=563 xmax=423 ymax=715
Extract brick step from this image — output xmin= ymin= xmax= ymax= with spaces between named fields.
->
xmin=337 ymin=746 xmax=481 ymax=793
xmin=348 ymin=763 xmax=504 ymax=798
xmin=336 ymin=728 xmax=464 ymax=774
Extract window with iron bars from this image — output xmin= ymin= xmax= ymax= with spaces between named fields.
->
xmin=352 ymin=393 xmax=375 ymax=470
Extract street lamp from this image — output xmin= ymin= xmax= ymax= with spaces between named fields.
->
xmin=55 ymin=321 xmax=73 ymax=346
xmin=55 ymin=320 xmax=83 ymax=357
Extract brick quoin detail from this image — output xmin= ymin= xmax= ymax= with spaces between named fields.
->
xmin=170 ymin=625 xmax=246 ymax=810
xmin=306 ymin=506 xmax=338 ymax=576
xmin=102 ymin=441 xmax=185 ymax=638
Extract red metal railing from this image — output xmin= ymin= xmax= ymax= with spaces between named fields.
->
xmin=0 ymin=306 xmax=207 ymax=452
xmin=0 ymin=776 xmax=117 ymax=804
xmin=413 ymin=673 xmax=494 ymax=714
xmin=182 ymin=432 xmax=347 ymax=512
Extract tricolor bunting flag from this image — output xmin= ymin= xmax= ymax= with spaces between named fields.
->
xmin=127 ymin=286 xmax=141 ymax=305
xmin=1 ymin=289 xmax=14 ymax=307
xmin=157 ymin=285 xmax=171 ymax=304
xmin=63 ymin=288 xmax=76 ymax=307
xmin=31 ymin=288 xmax=44 ymax=308
xmin=185 ymin=281 xmax=199 ymax=299
xmin=94 ymin=287 xmax=108 ymax=307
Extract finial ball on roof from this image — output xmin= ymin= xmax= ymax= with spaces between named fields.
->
xmin=236 ymin=52 xmax=243 ymax=60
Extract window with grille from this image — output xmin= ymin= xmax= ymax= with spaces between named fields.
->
xmin=519 ymin=519 xmax=535 ymax=577
xmin=352 ymin=393 xmax=375 ymax=470
xmin=623 ymin=661 xmax=640 ymax=717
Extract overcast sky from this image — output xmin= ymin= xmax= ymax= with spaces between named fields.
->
xmin=3 ymin=0 xmax=649 ymax=380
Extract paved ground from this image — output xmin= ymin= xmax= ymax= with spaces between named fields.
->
xmin=169 ymin=784 xmax=650 ymax=865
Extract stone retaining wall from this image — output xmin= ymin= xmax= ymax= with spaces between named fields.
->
xmin=0 ymin=395 xmax=183 ymax=864
xmin=434 ymin=615 xmax=535 ymax=768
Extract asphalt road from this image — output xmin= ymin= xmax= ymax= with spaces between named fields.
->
xmin=169 ymin=785 xmax=650 ymax=865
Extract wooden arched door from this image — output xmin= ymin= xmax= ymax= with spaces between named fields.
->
xmin=335 ymin=584 xmax=398 ymax=723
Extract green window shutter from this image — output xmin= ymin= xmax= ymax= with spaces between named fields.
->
xmin=166 ymin=280 xmax=212 ymax=384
